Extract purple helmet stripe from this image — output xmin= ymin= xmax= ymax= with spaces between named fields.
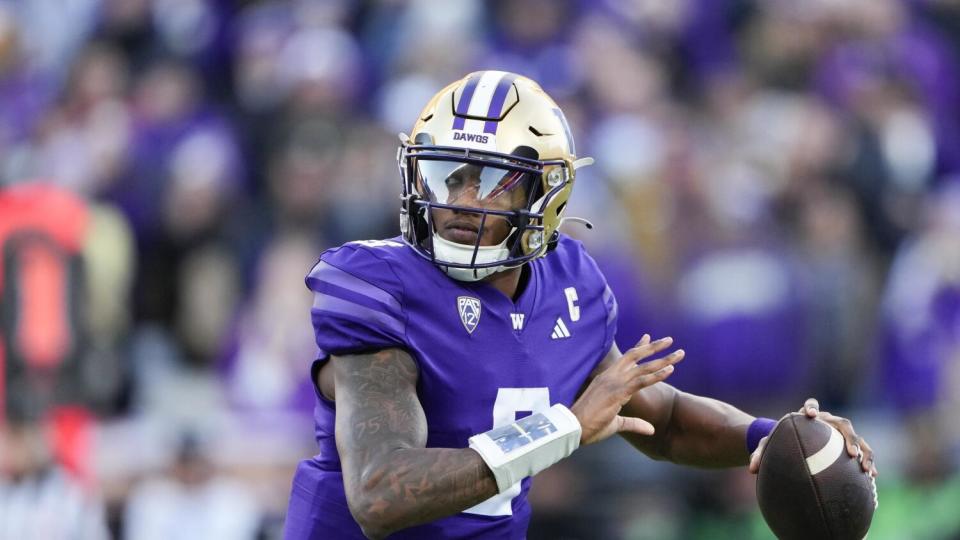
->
xmin=452 ymin=73 xmax=481 ymax=130
xmin=483 ymin=74 xmax=517 ymax=134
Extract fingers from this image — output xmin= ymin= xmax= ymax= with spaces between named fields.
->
xmin=791 ymin=399 xmax=878 ymax=478
xmin=615 ymin=414 xmax=655 ymax=436
xmin=802 ymin=397 xmax=819 ymax=417
xmin=748 ymin=436 xmax=768 ymax=474
xmin=834 ymin=417 xmax=861 ymax=458
xmin=621 ymin=335 xmax=675 ymax=366
xmin=813 ymin=410 xmax=859 ymax=457
xmin=635 ymin=348 xmax=686 ymax=375
xmin=626 ymin=352 xmax=683 ymax=393
xmin=816 ymin=410 xmax=878 ymax=476
xmin=859 ymin=439 xmax=878 ymax=477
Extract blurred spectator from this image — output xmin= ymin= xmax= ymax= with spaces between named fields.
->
xmin=0 ymin=5 xmax=57 ymax=181
xmin=812 ymin=0 xmax=957 ymax=254
xmin=263 ymin=118 xmax=343 ymax=238
xmin=7 ymin=0 xmax=100 ymax=79
xmin=22 ymin=42 xmax=132 ymax=195
xmin=880 ymin=180 xmax=960 ymax=425
xmin=123 ymin=431 xmax=260 ymax=540
xmin=114 ymin=58 xmax=241 ymax=243
xmin=0 ymin=408 xmax=110 ymax=540
xmin=484 ymin=0 xmax=579 ymax=93
xmin=174 ymin=244 xmax=241 ymax=368
xmin=796 ymin=184 xmax=880 ymax=408
xmin=94 ymin=0 xmax=155 ymax=71
xmin=221 ymin=232 xmax=317 ymax=416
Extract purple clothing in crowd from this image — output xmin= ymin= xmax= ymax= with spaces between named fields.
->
xmin=815 ymin=19 xmax=960 ymax=175
xmin=666 ymin=247 xmax=808 ymax=408
xmin=0 ymin=69 xmax=53 ymax=150
xmin=882 ymin=283 xmax=960 ymax=411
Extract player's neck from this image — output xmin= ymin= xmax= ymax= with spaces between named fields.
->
xmin=482 ymin=265 xmax=527 ymax=301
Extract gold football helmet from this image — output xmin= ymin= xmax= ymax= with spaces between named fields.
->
xmin=398 ymin=71 xmax=593 ymax=281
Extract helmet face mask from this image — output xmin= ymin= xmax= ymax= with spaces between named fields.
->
xmin=397 ymin=71 xmax=588 ymax=281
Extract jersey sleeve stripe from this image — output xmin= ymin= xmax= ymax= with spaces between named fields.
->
xmin=307 ymin=261 xmax=402 ymax=313
xmin=310 ymin=280 xmax=404 ymax=321
xmin=312 ymin=292 xmax=405 ymax=336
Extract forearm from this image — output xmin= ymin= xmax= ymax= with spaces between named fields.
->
xmin=342 ymin=447 xmax=497 ymax=539
xmin=332 ymin=348 xmax=500 ymax=539
xmin=621 ymin=386 xmax=754 ymax=468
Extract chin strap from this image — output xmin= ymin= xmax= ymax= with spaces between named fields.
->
xmin=432 ymin=233 xmax=510 ymax=282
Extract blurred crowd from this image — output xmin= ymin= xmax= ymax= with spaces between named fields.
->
xmin=1 ymin=0 xmax=959 ymax=538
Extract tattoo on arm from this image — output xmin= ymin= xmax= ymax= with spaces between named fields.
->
xmin=334 ymin=349 xmax=498 ymax=538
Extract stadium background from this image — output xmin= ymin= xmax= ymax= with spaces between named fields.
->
xmin=1 ymin=0 xmax=959 ymax=538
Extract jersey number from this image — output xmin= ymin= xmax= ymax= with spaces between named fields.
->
xmin=463 ymin=387 xmax=550 ymax=517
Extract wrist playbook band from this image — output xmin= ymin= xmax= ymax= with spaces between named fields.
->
xmin=747 ymin=417 xmax=777 ymax=454
xmin=468 ymin=404 xmax=582 ymax=493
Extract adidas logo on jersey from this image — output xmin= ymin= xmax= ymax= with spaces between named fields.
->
xmin=550 ymin=318 xmax=571 ymax=339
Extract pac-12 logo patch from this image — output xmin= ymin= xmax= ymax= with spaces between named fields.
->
xmin=457 ymin=296 xmax=482 ymax=334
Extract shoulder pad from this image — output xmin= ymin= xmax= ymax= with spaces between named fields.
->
xmin=306 ymin=239 xmax=408 ymax=355
xmin=309 ymin=239 xmax=406 ymax=296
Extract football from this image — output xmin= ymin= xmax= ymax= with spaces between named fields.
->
xmin=756 ymin=413 xmax=877 ymax=540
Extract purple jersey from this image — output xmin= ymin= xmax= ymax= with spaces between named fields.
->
xmin=284 ymin=235 xmax=617 ymax=539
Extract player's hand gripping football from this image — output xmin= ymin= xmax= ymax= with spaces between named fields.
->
xmin=748 ymin=398 xmax=879 ymax=477
xmin=571 ymin=334 xmax=684 ymax=446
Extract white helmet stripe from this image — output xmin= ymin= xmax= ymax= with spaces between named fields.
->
xmin=460 ymin=71 xmax=509 ymax=133
xmin=466 ymin=71 xmax=510 ymax=117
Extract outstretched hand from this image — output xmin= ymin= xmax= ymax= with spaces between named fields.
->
xmin=748 ymin=398 xmax=878 ymax=477
xmin=571 ymin=334 xmax=684 ymax=446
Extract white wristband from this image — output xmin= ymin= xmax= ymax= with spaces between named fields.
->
xmin=468 ymin=403 xmax=582 ymax=493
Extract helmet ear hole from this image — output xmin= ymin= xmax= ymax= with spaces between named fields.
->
xmin=414 ymin=132 xmax=434 ymax=145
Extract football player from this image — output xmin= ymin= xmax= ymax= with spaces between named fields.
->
xmin=283 ymin=71 xmax=877 ymax=539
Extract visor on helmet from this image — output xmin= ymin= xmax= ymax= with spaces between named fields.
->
xmin=415 ymin=159 xmax=537 ymax=211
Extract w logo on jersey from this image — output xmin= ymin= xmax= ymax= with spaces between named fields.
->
xmin=458 ymin=296 xmax=482 ymax=334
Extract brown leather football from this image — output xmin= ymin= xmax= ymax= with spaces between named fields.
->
xmin=756 ymin=413 xmax=877 ymax=540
